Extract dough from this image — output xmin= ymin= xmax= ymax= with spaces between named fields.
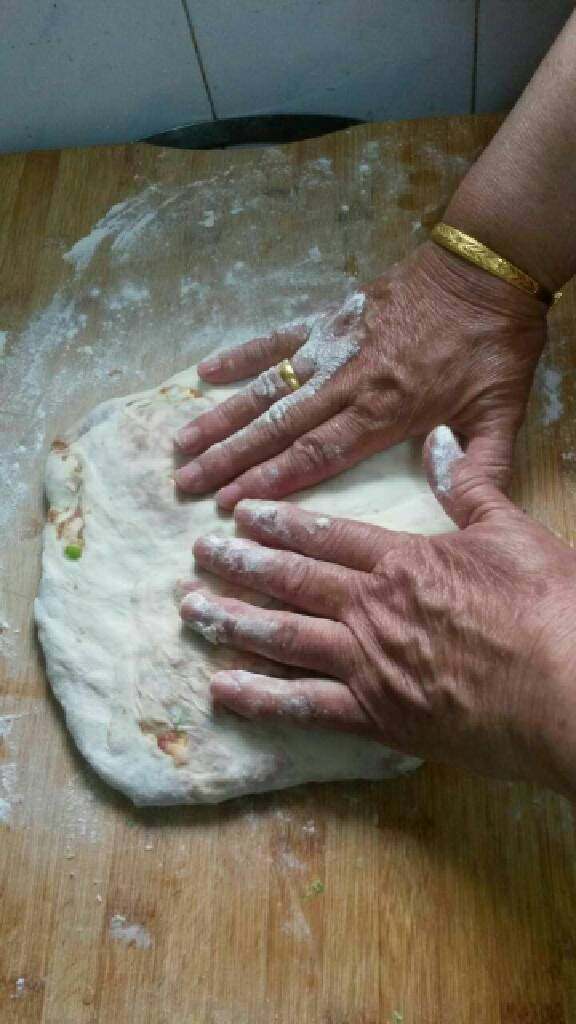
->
xmin=35 ymin=366 xmax=452 ymax=805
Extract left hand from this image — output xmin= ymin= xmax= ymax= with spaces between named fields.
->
xmin=180 ymin=427 xmax=576 ymax=798
xmin=174 ymin=243 xmax=547 ymax=509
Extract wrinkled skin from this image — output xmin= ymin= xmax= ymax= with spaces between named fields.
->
xmin=180 ymin=439 xmax=576 ymax=799
xmin=175 ymin=242 xmax=547 ymax=508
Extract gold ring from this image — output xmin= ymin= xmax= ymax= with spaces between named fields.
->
xmin=278 ymin=359 xmax=301 ymax=392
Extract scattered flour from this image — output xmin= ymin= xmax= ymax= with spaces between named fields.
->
xmin=12 ymin=977 xmax=26 ymax=999
xmin=61 ymin=774 xmax=102 ymax=843
xmin=263 ymin=294 xmax=365 ymax=426
xmin=63 ymin=186 xmax=162 ymax=272
xmin=182 ymin=591 xmax=277 ymax=646
xmin=180 ymin=277 xmax=206 ymax=299
xmin=307 ymin=515 xmax=331 ymax=533
xmin=203 ymin=536 xmax=270 ymax=574
xmin=419 ymin=142 xmax=473 ymax=178
xmin=0 ymin=620 xmax=20 ymax=662
xmin=363 ymin=140 xmax=381 ymax=158
xmin=237 ymin=500 xmax=292 ymax=542
xmin=0 ymin=714 xmax=21 ymax=824
xmin=0 ymin=714 xmax=21 ymax=741
xmin=0 ymin=762 xmax=19 ymax=825
xmin=536 ymin=364 xmax=564 ymax=426
xmin=238 ymin=499 xmax=280 ymax=522
xmin=308 ymin=157 xmax=333 ymax=174
xmin=253 ymin=369 xmax=281 ymax=400
xmin=109 ymin=915 xmax=153 ymax=950
xmin=340 ymin=290 xmax=366 ymax=317
xmin=279 ymin=848 xmax=306 ymax=872
xmin=108 ymin=282 xmax=150 ymax=311
xmin=284 ymin=695 xmax=313 ymax=718
xmin=281 ymin=904 xmax=313 ymax=942
xmin=429 ymin=425 xmax=463 ymax=495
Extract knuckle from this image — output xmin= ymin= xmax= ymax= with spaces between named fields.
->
xmin=278 ymin=614 xmax=304 ymax=653
xmin=372 ymin=544 xmax=423 ymax=602
xmin=252 ymin=335 xmax=273 ymax=362
xmin=285 ymin=557 xmax=315 ymax=600
xmin=211 ymin=401 xmax=240 ymax=436
xmin=291 ymin=434 xmax=330 ymax=472
xmin=251 ymin=333 xmax=281 ymax=365
xmin=353 ymin=388 xmax=394 ymax=427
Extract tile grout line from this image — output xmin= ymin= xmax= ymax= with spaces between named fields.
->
xmin=179 ymin=0 xmax=218 ymax=120
xmin=470 ymin=0 xmax=481 ymax=114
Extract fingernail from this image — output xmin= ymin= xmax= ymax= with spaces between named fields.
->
xmin=211 ymin=670 xmax=245 ymax=694
xmin=181 ymin=592 xmax=225 ymax=645
xmin=236 ymin=499 xmax=280 ymax=532
xmin=175 ymin=461 xmax=205 ymax=491
xmin=197 ymin=534 xmax=229 ymax=560
xmin=175 ymin=425 xmax=201 ymax=450
xmin=198 ymin=356 xmax=221 ymax=376
xmin=236 ymin=499 xmax=279 ymax=512
xmin=216 ymin=484 xmax=242 ymax=510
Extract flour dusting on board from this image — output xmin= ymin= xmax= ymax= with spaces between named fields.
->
xmin=0 ymin=755 xmax=19 ymax=824
xmin=109 ymin=915 xmax=153 ymax=950
xmin=63 ymin=185 xmax=162 ymax=272
xmin=0 ymin=714 xmax=26 ymax=824
xmin=535 ymin=360 xmax=565 ymax=426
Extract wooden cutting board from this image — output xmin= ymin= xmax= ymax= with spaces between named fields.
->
xmin=1 ymin=112 xmax=576 ymax=1024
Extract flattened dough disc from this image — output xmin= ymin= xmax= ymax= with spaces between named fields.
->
xmin=35 ymin=366 xmax=452 ymax=805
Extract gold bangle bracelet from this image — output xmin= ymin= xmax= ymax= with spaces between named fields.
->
xmin=430 ymin=223 xmax=561 ymax=305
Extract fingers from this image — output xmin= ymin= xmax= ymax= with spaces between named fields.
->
xmin=215 ymin=407 xmax=371 ymax=510
xmin=211 ymin=670 xmax=376 ymax=737
xmin=424 ymin=425 xmax=517 ymax=529
xmin=175 ymin=365 xmax=292 ymax=455
xmin=180 ymin=590 xmax=354 ymax=676
xmin=235 ymin=499 xmax=399 ymax=571
xmin=193 ymin=534 xmax=353 ymax=615
xmin=175 ymin=380 xmax=340 ymax=495
xmin=197 ymin=325 xmax=310 ymax=384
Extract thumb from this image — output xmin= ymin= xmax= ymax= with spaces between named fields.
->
xmin=424 ymin=425 xmax=517 ymax=530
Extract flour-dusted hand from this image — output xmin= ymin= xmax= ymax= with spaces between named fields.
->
xmin=174 ymin=242 xmax=547 ymax=509
xmin=180 ymin=429 xmax=576 ymax=798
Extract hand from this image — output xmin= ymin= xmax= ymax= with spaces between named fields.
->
xmin=175 ymin=241 xmax=547 ymax=509
xmin=180 ymin=428 xmax=576 ymax=798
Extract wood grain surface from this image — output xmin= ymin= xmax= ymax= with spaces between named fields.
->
xmin=1 ymin=113 xmax=576 ymax=1024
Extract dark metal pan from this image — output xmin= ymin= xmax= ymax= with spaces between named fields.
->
xmin=144 ymin=113 xmax=364 ymax=150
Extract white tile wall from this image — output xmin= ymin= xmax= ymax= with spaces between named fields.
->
xmin=188 ymin=0 xmax=475 ymax=121
xmin=0 ymin=0 xmax=212 ymax=153
xmin=476 ymin=0 xmax=574 ymax=112
xmin=0 ymin=0 xmax=573 ymax=153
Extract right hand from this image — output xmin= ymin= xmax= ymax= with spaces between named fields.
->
xmin=183 ymin=429 xmax=576 ymax=799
